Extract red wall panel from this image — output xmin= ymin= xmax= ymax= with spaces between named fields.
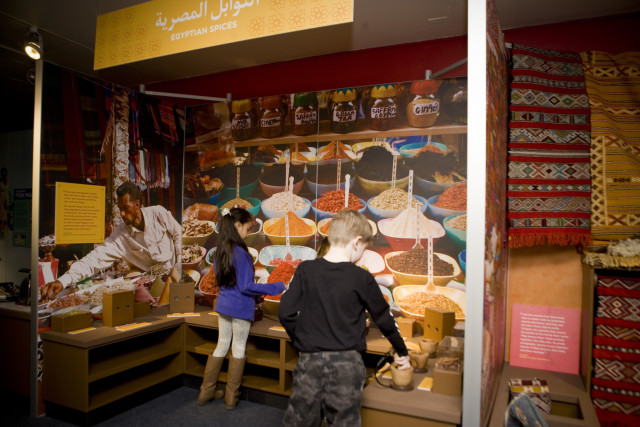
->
xmin=148 ymin=13 xmax=639 ymax=102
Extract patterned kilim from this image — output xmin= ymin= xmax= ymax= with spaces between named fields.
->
xmin=507 ymin=44 xmax=592 ymax=248
xmin=581 ymin=51 xmax=640 ymax=243
xmin=592 ymin=274 xmax=640 ymax=426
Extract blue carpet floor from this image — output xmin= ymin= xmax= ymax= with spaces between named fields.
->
xmin=3 ymin=386 xmax=286 ymax=426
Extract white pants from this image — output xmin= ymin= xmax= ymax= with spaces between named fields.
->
xmin=213 ymin=314 xmax=251 ymax=358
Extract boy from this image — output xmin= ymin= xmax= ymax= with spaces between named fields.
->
xmin=279 ymin=210 xmax=410 ymax=426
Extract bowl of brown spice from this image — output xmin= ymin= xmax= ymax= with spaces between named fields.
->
xmin=392 ymin=285 xmax=466 ymax=321
xmin=384 ymin=249 xmax=462 ymax=286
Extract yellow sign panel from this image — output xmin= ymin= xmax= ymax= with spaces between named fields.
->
xmin=55 ymin=182 xmax=106 ymax=244
xmin=94 ymin=0 xmax=354 ymax=70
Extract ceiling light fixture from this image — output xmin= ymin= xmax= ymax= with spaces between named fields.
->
xmin=24 ymin=26 xmax=43 ymax=60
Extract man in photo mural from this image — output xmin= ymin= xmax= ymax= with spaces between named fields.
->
xmin=40 ymin=181 xmax=182 ymax=302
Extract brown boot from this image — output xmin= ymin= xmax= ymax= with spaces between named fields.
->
xmin=225 ymin=357 xmax=246 ymax=409
xmin=197 ymin=355 xmax=225 ymax=405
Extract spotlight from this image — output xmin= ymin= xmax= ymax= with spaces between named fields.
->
xmin=24 ymin=26 xmax=43 ymax=60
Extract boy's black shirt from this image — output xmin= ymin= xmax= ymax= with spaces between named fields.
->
xmin=278 ymin=257 xmax=408 ymax=356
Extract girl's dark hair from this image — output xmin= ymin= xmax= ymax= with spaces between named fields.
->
xmin=215 ymin=208 xmax=252 ymax=288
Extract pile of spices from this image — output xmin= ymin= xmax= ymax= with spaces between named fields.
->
xmin=260 ymin=164 xmax=305 ymax=186
xmin=182 ymin=218 xmax=214 ymax=236
xmin=199 ymin=270 xmax=219 ymax=295
xmin=404 ymin=151 xmax=465 ymax=183
xmin=269 ymin=258 xmax=303 ymax=268
xmin=307 ymin=164 xmax=353 ymax=185
xmin=320 ymin=220 xmax=331 ymax=235
xmin=369 ymin=188 xmax=422 ymax=211
xmin=221 ymin=198 xmax=253 ymax=210
xmin=357 ymin=146 xmax=409 ymax=181
xmin=383 ymin=208 xmax=442 ymax=238
xmin=445 ymin=214 xmax=467 ymax=231
xmin=434 ymin=183 xmax=467 ymax=211
xmin=314 ymin=190 xmax=363 ymax=213
xmin=262 ymin=192 xmax=308 ymax=212
xmin=182 ymin=245 xmax=204 ymax=263
xmin=317 ymin=141 xmax=354 ymax=160
xmin=387 ymin=248 xmax=454 ymax=276
xmin=214 ymin=164 xmax=260 ymax=187
xmin=250 ymin=145 xmax=281 ymax=164
xmin=397 ymin=292 xmax=464 ymax=320
xmin=267 ymin=262 xmax=296 ymax=285
xmin=265 ymin=211 xmax=313 ymax=236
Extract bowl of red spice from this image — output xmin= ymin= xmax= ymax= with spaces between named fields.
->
xmin=258 ymin=245 xmax=317 ymax=274
xmin=317 ymin=218 xmax=377 ymax=238
xmin=261 ymin=262 xmax=298 ymax=316
xmin=384 ymin=249 xmax=462 ymax=286
xmin=311 ymin=190 xmax=366 ymax=221
xmin=426 ymin=183 xmax=467 ymax=223
xmin=198 ymin=269 xmax=219 ymax=307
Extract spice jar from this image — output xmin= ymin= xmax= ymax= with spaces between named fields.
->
xmin=407 ymin=80 xmax=440 ymax=128
xmin=330 ymin=88 xmax=358 ymax=133
xmin=439 ymin=78 xmax=467 ymax=125
xmin=292 ymin=92 xmax=318 ymax=136
xmin=395 ymin=82 xmax=411 ymax=122
xmin=368 ymin=84 xmax=397 ymax=131
xmin=260 ymin=96 xmax=285 ymax=138
xmin=230 ymin=99 xmax=253 ymax=141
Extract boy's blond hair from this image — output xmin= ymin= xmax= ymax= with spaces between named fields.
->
xmin=327 ymin=210 xmax=373 ymax=247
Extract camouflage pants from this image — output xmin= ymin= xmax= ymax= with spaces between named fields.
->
xmin=282 ymin=350 xmax=365 ymax=427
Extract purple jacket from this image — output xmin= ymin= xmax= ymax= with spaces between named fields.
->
xmin=215 ymin=245 xmax=285 ymax=321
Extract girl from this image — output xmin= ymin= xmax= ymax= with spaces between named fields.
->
xmin=197 ymin=208 xmax=286 ymax=409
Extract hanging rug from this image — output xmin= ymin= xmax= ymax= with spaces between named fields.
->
xmin=580 ymin=51 xmax=640 ymax=243
xmin=507 ymin=44 xmax=592 ymax=248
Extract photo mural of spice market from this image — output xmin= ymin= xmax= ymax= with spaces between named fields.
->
xmin=181 ymin=78 xmax=468 ymax=329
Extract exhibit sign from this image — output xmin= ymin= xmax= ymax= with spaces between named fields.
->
xmin=510 ymin=303 xmax=580 ymax=374
xmin=94 ymin=0 xmax=354 ymax=69
xmin=55 ymin=182 xmax=106 ymax=244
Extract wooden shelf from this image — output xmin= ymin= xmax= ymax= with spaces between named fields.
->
xmin=88 ymin=355 xmax=182 ymax=410
xmin=190 ymin=341 xmax=216 ymax=355
xmin=89 ymin=345 xmax=182 ymax=382
xmin=185 ymin=123 xmax=467 ymax=151
xmin=245 ymin=348 xmax=281 ymax=369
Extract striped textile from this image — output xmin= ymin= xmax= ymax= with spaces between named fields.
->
xmin=507 ymin=44 xmax=592 ymax=248
xmin=592 ymin=274 xmax=640 ymax=426
xmin=581 ymin=52 xmax=640 ymax=243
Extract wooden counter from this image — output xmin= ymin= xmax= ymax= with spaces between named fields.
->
xmin=40 ymin=306 xmax=462 ymax=425
xmin=0 ymin=302 xmax=32 ymax=396
xmin=488 ymin=363 xmax=598 ymax=427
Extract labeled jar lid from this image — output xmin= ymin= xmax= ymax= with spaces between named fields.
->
xmin=261 ymin=95 xmax=282 ymax=109
xmin=410 ymin=80 xmax=439 ymax=95
xmin=231 ymin=99 xmax=252 ymax=113
xmin=293 ymin=92 xmax=318 ymax=107
xmin=332 ymin=88 xmax=357 ymax=102
xmin=370 ymin=84 xmax=396 ymax=98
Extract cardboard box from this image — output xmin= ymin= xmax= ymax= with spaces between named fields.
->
xmin=103 ymin=289 xmax=135 ymax=327
xmin=431 ymin=366 xmax=463 ymax=396
xmin=397 ymin=318 xmax=415 ymax=338
xmin=423 ymin=306 xmax=455 ymax=341
xmin=134 ymin=301 xmax=151 ymax=317
xmin=51 ymin=309 xmax=92 ymax=332
xmin=169 ymin=282 xmax=195 ymax=314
